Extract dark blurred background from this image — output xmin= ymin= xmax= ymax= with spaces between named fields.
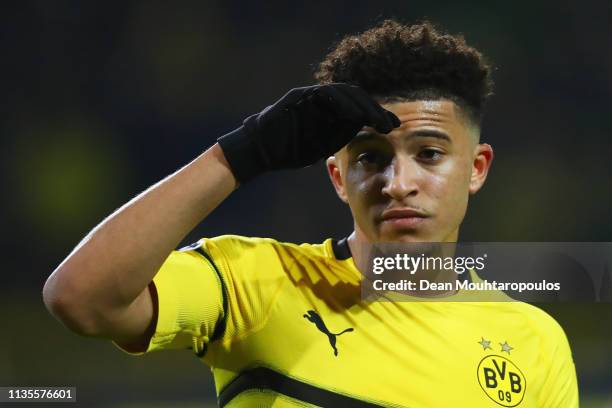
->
xmin=1 ymin=0 xmax=611 ymax=406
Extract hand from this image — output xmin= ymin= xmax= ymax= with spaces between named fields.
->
xmin=217 ymin=83 xmax=401 ymax=183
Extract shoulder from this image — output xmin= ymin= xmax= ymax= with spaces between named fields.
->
xmin=498 ymin=302 xmax=571 ymax=354
xmin=200 ymin=234 xmax=331 ymax=259
xmin=196 ymin=235 xmax=336 ymax=281
xmin=470 ymin=301 xmax=570 ymax=351
xmin=510 ymin=303 xmax=567 ymax=338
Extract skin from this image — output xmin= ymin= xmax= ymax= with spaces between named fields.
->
xmin=326 ymin=99 xmax=494 ymax=268
xmin=43 ymin=98 xmax=493 ymax=345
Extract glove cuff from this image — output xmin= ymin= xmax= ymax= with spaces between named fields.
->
xmin=217 ymin=116 xmax=265 ymax=183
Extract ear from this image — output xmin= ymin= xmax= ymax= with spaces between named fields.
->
xmin=469 ymin=143 xmax=494 ymax=194
xmin=326 ymin=155 xmax=349 ymax=204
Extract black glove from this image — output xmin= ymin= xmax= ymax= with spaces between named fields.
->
xmin=217 ymin=83 xmax=401 ymax=183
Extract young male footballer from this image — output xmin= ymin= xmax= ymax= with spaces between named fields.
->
xmin=43 ymin=20 xmax=578 ymax=407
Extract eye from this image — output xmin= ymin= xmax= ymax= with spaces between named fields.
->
xmin=357 ymin=152 xmax=378 ymax=165
xmin=417 ymin=148 xmax=443 ymax=162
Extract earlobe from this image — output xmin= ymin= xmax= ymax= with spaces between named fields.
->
xmin=469 ymin=144 xmax=494 ymax=194
xmin=326 ymin=156 xmax=349 ymax=204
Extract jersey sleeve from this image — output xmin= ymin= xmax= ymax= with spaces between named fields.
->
xmin=113 ymin=240 xmax=224 ymax=356
xmin=537 ymin=314 xmax=579 ymax=407
xmin=198 ymin=235 xmax=288 ymax=350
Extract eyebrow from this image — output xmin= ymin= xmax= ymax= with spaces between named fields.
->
xmin=347 ymin=128 xmax=451 ymax=150
xmin=408 ymin=129 xmax=451 ymax=141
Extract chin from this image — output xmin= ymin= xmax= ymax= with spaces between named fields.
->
xmin=378 ymin=230 xmax=432 ymax=243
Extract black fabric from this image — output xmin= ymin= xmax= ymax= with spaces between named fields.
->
xmin=217 ymin=83 xmax=400 ymax=183
xmin=193 ymin=246 xmax=228 ymax=357
xmin=331 ymin=237 xmax=352 ymax=260
xmin=216 ymin=125 xmax=265 ymax=183
xmin=218 ymin=366 xmax=386 ymax=408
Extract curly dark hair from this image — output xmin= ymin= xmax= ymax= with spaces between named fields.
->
xmin=315 ymin=20 xmax=494 ymax=123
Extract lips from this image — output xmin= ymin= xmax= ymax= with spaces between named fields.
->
xmin=381 ymin=208 xmax=427 ymax=219
xmin=380 ymin=208 xmax=429 ymax=229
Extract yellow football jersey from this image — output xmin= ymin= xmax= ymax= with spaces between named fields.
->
xmin=116 ymin=235 xmax=579 ymax=407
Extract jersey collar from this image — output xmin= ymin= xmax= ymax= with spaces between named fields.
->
xmin=331 ymin=237 xmax=352 ymax=260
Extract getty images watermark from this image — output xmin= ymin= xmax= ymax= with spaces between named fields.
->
xmin=371 ymin=252 xmax=560 ymax=293
xmin=355 ymin=242 xmax=612 ymax=302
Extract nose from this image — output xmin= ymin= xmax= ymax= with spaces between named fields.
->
xmin=381 ymin=156 xmax=419 ymax=200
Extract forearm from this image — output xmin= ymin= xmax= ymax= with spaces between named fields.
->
xmin=43 ymin=143 xmax=236 ymax=328
xmin=43 ymin=84 xmax=395 ymax=338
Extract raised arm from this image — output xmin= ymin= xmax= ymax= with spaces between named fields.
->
xmin=42 ymin=83 xmax=399 ymax=347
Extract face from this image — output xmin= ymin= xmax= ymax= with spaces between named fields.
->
xmin=327 ymin=99 xmax=493 ymax=243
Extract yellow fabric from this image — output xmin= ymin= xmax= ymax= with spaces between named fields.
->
xmin=116 ymin=235 xmax=579 ymax=407
xmin=113 ymin=242 xmax=224 ymax=355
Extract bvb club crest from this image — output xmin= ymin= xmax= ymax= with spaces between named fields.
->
xmin=477 ymin=355 xmax=526 ymax=407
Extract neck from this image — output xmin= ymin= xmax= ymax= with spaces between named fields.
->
xmin=346 ymin=228 xmax=462 ymax=298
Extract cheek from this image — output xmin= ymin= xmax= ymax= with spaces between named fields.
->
xmin=428 ymin=160 xmax=472 ymax=216
xmin=345 ymin=169 xmax=385 ymax=205
xmin=343 ymin=169 xmax=387 ymax=230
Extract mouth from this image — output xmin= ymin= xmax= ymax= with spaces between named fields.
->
xmin=379 ymin=208 xmax=429 ymax=229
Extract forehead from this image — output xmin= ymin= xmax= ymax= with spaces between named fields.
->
xmin=342 ymin=99 xmax=471 ymax=152
xmin=381 ymin=99 xmax=467 ymax=133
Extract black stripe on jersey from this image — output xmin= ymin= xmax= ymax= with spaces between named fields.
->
xmin=193 ymin=246 xmax=228 ymax=356
xmin=218 ymin=366 xmax=386 ymax=408
xmin=331 ymin=237 xmax=352 ymax=260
